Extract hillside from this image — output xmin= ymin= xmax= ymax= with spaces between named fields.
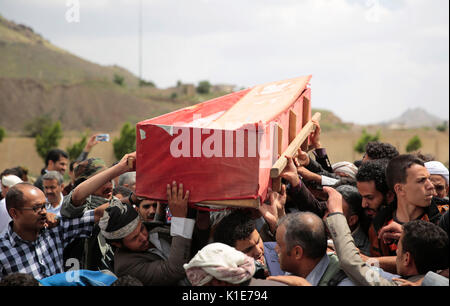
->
xmin=0 ymin=15 xmax=139 ymax=86
xmin=0 ymin=15 xmax=196 ymax=132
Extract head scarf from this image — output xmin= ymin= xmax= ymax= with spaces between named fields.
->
xmin=1 ymin=175 xmax=23 ymax=188
xmin=183 ymin=243 xmax=255 ymax=286
xmin=332 ymin=161 xmax=358 ymax=179
xmin=425 ymin=161 xmax=449 ymax=186
xmin=99 ymin=202 xmax=140 ymax=240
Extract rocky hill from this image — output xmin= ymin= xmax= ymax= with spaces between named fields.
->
xmin=381 ymin=107 xmax=447 ymax=129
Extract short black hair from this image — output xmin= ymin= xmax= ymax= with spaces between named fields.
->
xmin=356 ymin=158 xmax=389 ymax=194
xmin=213 ymin=210 xmax=256 ymax=247
xmin=113 ymin=186 xmax=133 ymax=198
xmin=111 ymin=275 xmax=143 ymax=286
xmin=336 ymin=185 xmax=362 ymax=217
xmin=5 ymin=182 xmax=34 ymax=212
xmin=0 ymin=273 xmax=39 ymax=286
xmin=386 ymin=154 xmax=425 ymax=192
xmin=402 ymin=220 xmax=448 ymax=274
xmin=365 ymin=142 xmax=399 ymax=160
xmin=45 ymin=149 xmax=68 ymax=167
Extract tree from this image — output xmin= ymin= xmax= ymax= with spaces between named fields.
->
xmin=196 ymin=80 xmax=211 ymax=94
xmin=354 ymin=129 xmax=381 ymax=153
xmin=113 ymin=122 xmax=136 ymax=160
xmin=406 ymin=135 xmax=422 ymax=153
xmin=24 ymin=114 xmax=53 ymax=137
xmin=436 ymin=121 xmax=448 ymax=132
xmin=0 ymin=126 xmax=5 ymax=142
xmin=35 ymin=121 xmax=63 ymax=161
xmin=66 ymin=131 xmax=89 ymax=161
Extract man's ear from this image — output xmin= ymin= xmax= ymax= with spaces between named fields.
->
xmin=387 ymin=190 xmax=395 ymax=204
xmin=403 ymin=251 xmax=413 ymax=268
xmin=47 ymin=160 xmax=55 ymax=170
xmin=293 ymin=245 xmax=303 ymax=260
xmin=8 ymin=207 xmax=19 ymax=220
xmin=348 ymin=215 xmax=359 ymax=228
xmin=394 ymin=183 xmax=404 ymax=196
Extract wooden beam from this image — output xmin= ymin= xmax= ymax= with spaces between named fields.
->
xmin=272 ymin=124 xmax=283 ymax=192
xmin=198 ymin=198 xmax=260 ymax=208
xmin=289 ymin=110 xmax=297 ymax=144
xmin=270 ymin=112 xmax=321 ymax=178
xmin=301 ymin=97 xmax=311 ymax=151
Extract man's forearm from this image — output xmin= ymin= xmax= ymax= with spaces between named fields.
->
xmin=72 ymin=164 xmax=124 ymax=206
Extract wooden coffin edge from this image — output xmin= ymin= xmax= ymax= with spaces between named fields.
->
xmin=270 ymin=112 xmax=321 ymax=178
xmin=197 ymin=198 xmax=260 ymax=209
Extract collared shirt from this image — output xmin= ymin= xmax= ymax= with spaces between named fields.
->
xmin=45 ymin=193 xmax=64 ymax=216
xmin=147 ymin=217 xmax=195 ymax=260
xmin=0 ymin=210 xmax=95 ymax=280
xmin=305 ymin=254 xmax=330 ymax=286
xmin=305 ymin=254 xmax=355 ymax=286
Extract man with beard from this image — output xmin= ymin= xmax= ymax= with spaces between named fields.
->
xmin=0 ymin=183 xmax=107 ymax=280
xmin=42 ymin=171 xmax=65 ymax=216
xmin=60 ymin=157 xmax=116 ymax=271
xmin=213 ymin=209 xmax=285 ymax=278
xmin=355 ymin=159 xmax=393 ymax=223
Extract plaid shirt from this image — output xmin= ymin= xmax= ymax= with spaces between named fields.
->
xmin=0 ymin=210 xmax=95 ymax=280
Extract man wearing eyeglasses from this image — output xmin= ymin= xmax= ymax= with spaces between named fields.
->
xmin=0 ymin=183 xmax=107 ymax=280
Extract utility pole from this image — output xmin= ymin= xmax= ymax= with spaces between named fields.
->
xmin=138 ymin=0 xmax=143 ymax=84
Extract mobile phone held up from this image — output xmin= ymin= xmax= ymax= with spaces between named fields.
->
xmin=96 ymin=134 xmax=110 ymax=142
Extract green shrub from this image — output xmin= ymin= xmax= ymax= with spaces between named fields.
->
xmin=66 ymin=132 xmax=89 ymax=161
xmin=35 ymin=121 xmax=63 ymax=161
xmin=0 ymin=126 xmax=5 ymax=142
xmin=436 ymin=121 xmax=448 ymax=132
xmin=406 ymin=135 xmax=422 ymax=153
xmin=196 ymin=80 xmax=211 ymax=94
xmin=113 ymin=122 xmax=136 ymax=160
xmin=354 ymin=129 xmax=380 ymax=153
xmin=113 ymin=74 xmax=125 ymax=86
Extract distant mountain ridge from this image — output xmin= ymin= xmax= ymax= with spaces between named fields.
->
xmin=381 ymin=107 xmax=447 ymax=129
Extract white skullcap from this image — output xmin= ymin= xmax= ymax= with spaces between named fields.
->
xmin=183 ymin=243 xmax=255 ymax=286
xmin=425 ymin=161 xmax=449 ymax=186
xmin=332 ymin=161 xmax=358 ymax=179
xmin=1 ymin=175 xmax=23 ymax=188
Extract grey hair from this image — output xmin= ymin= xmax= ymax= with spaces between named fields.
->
xmin=42 ymin=171 xmax=64 ymax=185
xmin=118 ymin=172 xmax=136 ymax=187
xmin=278 ymin=212 xmax=327 ymax=259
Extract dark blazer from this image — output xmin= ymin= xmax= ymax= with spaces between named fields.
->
xmin=114 ymin=225 xmax=192 ymax=286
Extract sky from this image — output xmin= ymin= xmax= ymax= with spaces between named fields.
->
xmin=0 ymin=0 xmax=448 ymax=125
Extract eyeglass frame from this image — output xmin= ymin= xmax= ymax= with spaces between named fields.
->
xmin=19 ymin=203 xmax=48 ymax=213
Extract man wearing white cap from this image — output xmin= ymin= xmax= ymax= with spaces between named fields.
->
xmin=0 ymin=175 xmax=23 ymax=233
xmin=425 ymin=161 xmax=449 ymax=199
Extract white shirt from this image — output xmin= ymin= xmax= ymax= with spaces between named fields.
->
xmin=0 ymin=198 xmax=12 ymax=234
xmin=45 ymin=193 xmax=63 ymax=216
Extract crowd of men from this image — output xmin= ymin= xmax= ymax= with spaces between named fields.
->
xmin=0 ymin=126 xmax=448 ymax=287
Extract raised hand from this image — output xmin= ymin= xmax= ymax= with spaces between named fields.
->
xmin=166 ymin=181 xmax=189 ymax=218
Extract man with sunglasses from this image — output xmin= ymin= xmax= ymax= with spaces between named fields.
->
xmin=0 ymin=183 xmax=108 ymax=280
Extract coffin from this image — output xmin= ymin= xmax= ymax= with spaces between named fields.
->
xmin=135 ymin=75 xmax=314 ymax=208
